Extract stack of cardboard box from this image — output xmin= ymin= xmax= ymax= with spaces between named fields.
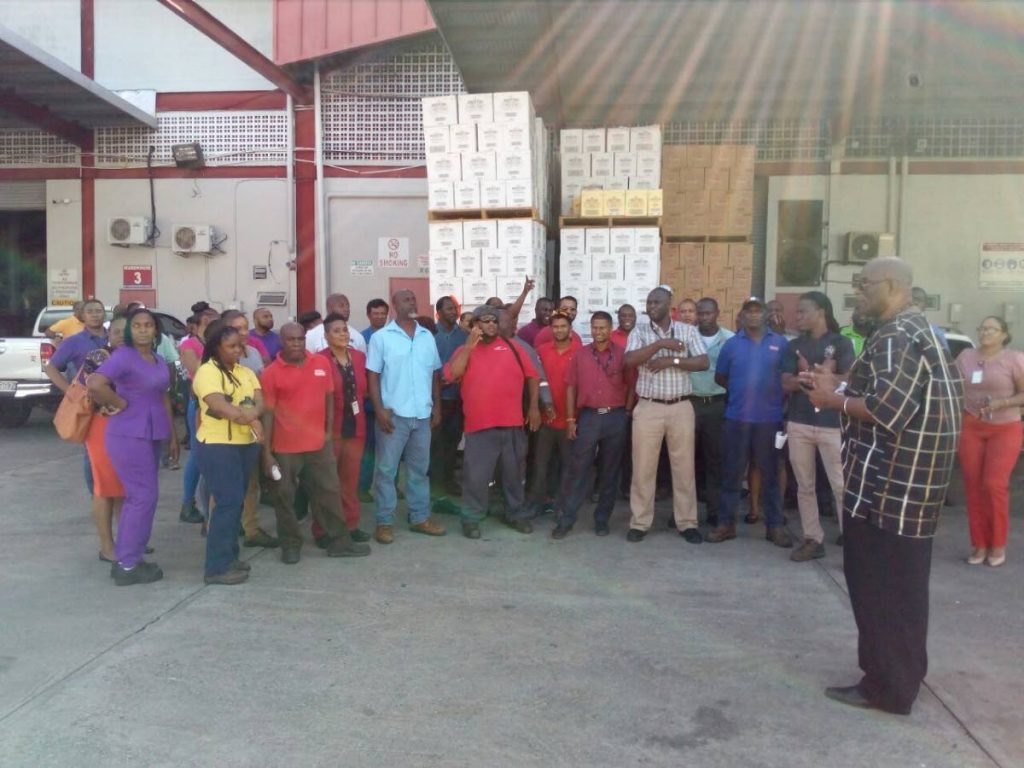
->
xmin=659 ymin=241 xmax=754 ymax=322
xmin=661 ymin=145 xmax=754 ymax=237
xmin=559 ymin=126 xmax=663 ymax=216
xmin=423 ymin=92 xmax=551 ymax=311
xmin=559 ymin=225 xmax=661 ymax=343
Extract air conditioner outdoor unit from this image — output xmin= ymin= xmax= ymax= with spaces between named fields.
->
xmin=172 ymin=224 xmax=213 ymax=254
xmin=845 ymin=232 xmax=896 ymax=263
xmin=107 ymin=216 xmax=151 ymax=245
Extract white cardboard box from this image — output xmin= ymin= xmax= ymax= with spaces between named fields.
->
xmin=560 ymin=227 xmax=586 ymax=256
xmin=430 ymin=275 xmax=463 ymax=305
xmin=585 ymin=227 xmax=611 ymax=256
xmin=606 ymin=127 xmax=631 ymax=153
xmin=610 ymin=227 xmax=636 ymax=255
xmin=453 ymin=180 xmax=481 ymax=209
xmin=498 ymin=219 xmax=533 ymax=253
xmin=634 ymin=227 xmax=660 ymax=255
xmin=505 ymin=179 xmax=533 ymax=207
xmin=422 ymin=95 xmax=459 ymax=126
xmin=560 ymin=129 xmax=584 ymax=153
xmin=501 ymin=122 xmax=531 ymax=151
xmin=477 ymin=122 xmax=502 ymax=152
xmin=463 ymin=220 xmax=498 ymax=250
xmin=582 ymin=128 xmax=606 ymax=153
xmin=625 ymin=254 xmax=660 ymax=284
xmin=457 ymin=93 xmax=493 ymax=124
xmin=428 ymin=181 xmax=455 ymax=210
xmin=560 ymin=280 xmax=585 ymax=304
xmin=632 ymin=283 xmax=656 ymax=309
xmin=429 ymin=221 xmax=464 ymax=250
xmin=496 ymin=275 xmax=526 ymax=304
xmin=561 ymin=153 xmax=590 ymax=180
xmin=592 ymin=255 xmax=624 ymax=282
xmin=590 ymin=152 xmax=614 ymax=177
xmin=497 ymin=151 xmax=532 ymax=180
xmin=630 ymin=125 xmax=662 ymax=153
xmin=481 ymin=249 xmax=508 ymax=275
xmin=604 ymin=176 xmax=629 ymax=190
xmin=635 ymin=151 xmax=661 ymax=186
xmin=424 ymin=125 xmax=451 ymax=155
xmin=428 ymin=249 xmax=456 ymax=277
xmin=628 ymin=176 xmax=658 ymax=190
xmin=507 ymin=251 xmax=532 ymax=275
xmin=455 ymin=248 xmax=482 ymax=277
xmin=480 ymin=180 xmax=507 ymax=208
xmin=559 ymin=253 xmax=591 ymax=282
xmin=560 ymin=181 xmax=582 ymax=215
xmin=462 ymin=151 xmax=497 ymax=181
xmin=607 ymin=282 xmax=631 ymax=308
xmin=493 ymin=91 xmax=534 ymax=124
xmin=465 ymin=277 xmax=497 ymax=307
xmin=450 ymin=124 xmax=477 ymax=153
xmin=583 ymin=282 xmax=609 ymax=314
xmin=426 ymin=153 xmax=461 ymax=181
xmin=614 ymin=151 xmax=637 ymax=177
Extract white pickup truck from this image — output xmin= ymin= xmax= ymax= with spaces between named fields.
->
xmin=0 ymin=335 xmax=59 ymax=428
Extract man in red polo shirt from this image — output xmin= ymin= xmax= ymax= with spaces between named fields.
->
xmin=529 ymin=312 xmax=581 ymax=516
xmin=552 ymin=311 xmax=633 ymax=539
xmin=445 ymin=305 xmax=542 ymax=539
xmin=261 ymin=322 xmax=371 ymax=563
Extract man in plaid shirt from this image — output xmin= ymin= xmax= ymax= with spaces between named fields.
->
xmin=806 ymin=257 xmax=963 ymax=715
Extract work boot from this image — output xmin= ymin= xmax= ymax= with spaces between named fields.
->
xmin=204 ymin=570 xmax=249 ymax=585
xmin=706 ymin=525 xmax=737 ymax=543
xmin=790 ymin=539 xmax=825 ymax=561
xmin=327 ymin=534 xmax=371 ymax=558
xmin=374 ymin=525 xmax=394 ymax=544
xmin=242 ymin=528 xmax=279 ymax=548
xmin=409 ymin=518 xmax=446 ymax=536
xmin=766 ymin=527 xmax=794 ymax=548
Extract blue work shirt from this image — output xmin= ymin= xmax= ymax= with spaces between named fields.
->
xmin=366 ymin=320 xmax=441 ymax=420
xmin=50 ymin=329 xmax=108 ymax=375
xmin=434 ymin=322 xmax=468 ymax=400
xmin=690 ymin=326 xmax=734 ymax=396
xmin=716 ymin=329 xmax=789 ymax=423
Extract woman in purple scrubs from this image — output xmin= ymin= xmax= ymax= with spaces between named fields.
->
xmin=89 ymin=308 xmax=180 ymax=586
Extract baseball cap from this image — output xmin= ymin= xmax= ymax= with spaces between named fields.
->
xmin=742 ymin=296 xmax=765 ymax=309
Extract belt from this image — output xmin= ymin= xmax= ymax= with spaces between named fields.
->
xmin=685 ymin=394 xmax=726 ymax=404
xmin=640 ymin=396 xmax=687 ymax=405
xmin=583 ymin=406 xmax=624 ymax=415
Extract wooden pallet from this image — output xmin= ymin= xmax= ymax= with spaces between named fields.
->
xmin=428 ymin=207 xmax=541 ymax=222
xmin=559 ymin=215 xmax=662 ymax=228
xmin=663 ymin=234 xmax=752 ymax=243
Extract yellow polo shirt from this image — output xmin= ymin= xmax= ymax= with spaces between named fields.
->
xmin=193 ymin=361 xmax=261 ymax=445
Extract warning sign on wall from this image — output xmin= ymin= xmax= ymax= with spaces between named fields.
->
xmin=377 ymin=237 xmax=409 ymax=269
xmin=49 ymin=268 xmax=80 ymax=305
xmin=979 ymin=243 xmax=1024 ymax=290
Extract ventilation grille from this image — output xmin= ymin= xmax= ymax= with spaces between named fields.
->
xmin=661 ymin=120 xmax=831 ymax=161
xmin=0 ymin=130 xmax=80 ymax=167
xmin=95 ymin=111 xmax=289 ymax=167
xmin=845 ymin=117 xmax=1024 ymax=158
xmin=321 ymin=43 xmax=465 ymax=162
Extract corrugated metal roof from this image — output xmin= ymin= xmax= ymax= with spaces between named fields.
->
xmin=0 ymin=24 xmax=157 ymax=133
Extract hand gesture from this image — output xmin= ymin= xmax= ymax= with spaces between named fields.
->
xmin=523 ymin=276 xmax=536 ymax=294
xmin=795 ymin=350 xmax=810 ymax=373
xmin=466 ymin=325 xmax=484 ymax=350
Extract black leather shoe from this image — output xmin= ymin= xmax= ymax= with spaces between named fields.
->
xmin=551 ymin=524 xmax=571 ymax=540
xmin=680 ymin=528 xmax=703 ymax=544
xmin=825 ymin=685 xmax=876 ymax=711
xmin=594 ymin=522 xmax=610 ymax=536
xmin=626 ymin=528 xmax=646 ymax=542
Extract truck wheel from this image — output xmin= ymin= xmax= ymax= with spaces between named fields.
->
xmin=0 ymin=402 xmax=33 ymax=428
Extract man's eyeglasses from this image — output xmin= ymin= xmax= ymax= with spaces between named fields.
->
xmin=852 ymin=277 xmax=890 ymax=290
xmin=477 ymin=317 xmax=498 ymax=324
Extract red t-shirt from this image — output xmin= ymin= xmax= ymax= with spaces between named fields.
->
xmin=261 ymin=352 xmax=334 ymax=453
xmin=536 ymin=339 xmax=581 ymax=429
xmin=533 ymin=325 xmax=583 ymax=349
xmin=445 ymin=339 xmax=538 ymax=433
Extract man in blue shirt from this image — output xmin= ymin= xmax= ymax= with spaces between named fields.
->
xmin=366 ymin=290 xmax=444 ymax=544
xmin=358 ymin=298 xmax=391 ymax=501
xmin=708 ymin=296 xmax=792 ymax=547
xmin=431 ymin=296 xmax=468 ymax=501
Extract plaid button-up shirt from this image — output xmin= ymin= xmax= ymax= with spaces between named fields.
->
xmin=841 ymin=309 xmax=963 ymax=538
xmin=626 ymin=320 xmax=706 ymax=400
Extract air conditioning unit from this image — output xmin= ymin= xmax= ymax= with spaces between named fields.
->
xmin=107 ymin=216 xmax=151 ymax=245
xmin=845 ymin=232 xmax=896 ymax=263
xmin=172 ymin=224 xmax=213 ymax=254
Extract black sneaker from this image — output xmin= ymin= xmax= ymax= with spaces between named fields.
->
xmin=179 ymin=503 xmax=203 ymax=524
xmin=626 ymin=529 xmax=646 ymax=542
xmin=112 ymin=561 xmax=163 ymax=586
xmin=327 ymin=536 xmax=371 ymax=558
xmin=680 ymin=528 xmax=703 ymax=544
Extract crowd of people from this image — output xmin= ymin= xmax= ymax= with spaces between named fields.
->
xmin=46 ymin=256 xmax=1023 ymax=714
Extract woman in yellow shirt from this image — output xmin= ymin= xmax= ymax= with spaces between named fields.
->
xmin=193 ymin=321 xmax=264 ymax=585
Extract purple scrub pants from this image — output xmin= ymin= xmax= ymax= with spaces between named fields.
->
xmin=106 ymin=435 xmax=162 ymax=568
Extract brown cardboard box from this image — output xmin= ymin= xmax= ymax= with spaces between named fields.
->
xmin=726 ymin=210 xmax=753 ymax=234
xmin=705 ymin=165 xmax=730 ymax=191
xmin=581 ymin=189 xmax=603 ymax=217
xmin=730 ymin=163 xmax=754 ymax=190
xmin=704 ymin=243 xmax=729 ymax=265
xmin=711 ymin=144 xmax=737 ymax=166
xmin=732 ymin=270 xmax=753 ymax=295
xmin=706 ymin=207 xmax=728 ymax=234
xmin=662 ymin=145 xmax=686 ymax=169
xmin=679 ymin=243 xmax=704 ymax=270
xmin=660 ymin=242 xmax=680 ymax=267
xmin=728 ymin=243 xmax=754 ymax=269
xmin=683 ymin=265 xmax=708 ymax=290
xmin=680 ymin=167 xmax=705 ymax=192
xmin=735 ymin=146 xmax=756 ymax=166
xmin=661 ymin=263 xmax=683 ymax=285
xmin=686 ymin=145 xmax=712 ymax=167
xmin=684 ymin=190 xmax=710 ymax=214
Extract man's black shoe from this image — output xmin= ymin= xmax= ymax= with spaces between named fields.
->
xmin=594 ymin=522 xmax=610 ymax=536
xmin=680 ymin=528 xmax=703 ymax=544
xmin=179 ymin=503 xmax=204 ymax=524
xmin=825 ymin=685 xmax=877 ymax=711
xmin=551 ymin=524 xmax=572 ymax=540
xmin=626 ymin=529 xmax=646 ymax=542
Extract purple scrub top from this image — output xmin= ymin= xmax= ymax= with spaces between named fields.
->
xmin=97 ymin=346 xmax=172 ymax=440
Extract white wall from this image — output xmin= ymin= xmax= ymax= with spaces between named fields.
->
xmin=44 ymin=180 xmax=83 ymax=302
xmin=0 ymin=0 xmax=274 ymax=91
xmin=93 ymin=177 xmax=293 ymax=326
xmin=767 ymin=171 xmax=1024 ymax=350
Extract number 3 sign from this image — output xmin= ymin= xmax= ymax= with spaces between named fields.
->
xmin=122 ymin=265 xmax=153 ymax=288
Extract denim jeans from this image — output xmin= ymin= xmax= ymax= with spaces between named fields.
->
xmin=373 ymin=415 xmax=431 ymax=525
xmin=196 ymin=442 xmax=259 ymax=576
xmin=720 ymin=419 xmax=783 ymax=528
xmin=182 ymin=397 xmax=201 ymax=507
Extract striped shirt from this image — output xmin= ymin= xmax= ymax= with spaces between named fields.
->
xmin=626 ymin=320 xmax=706 ymax=400
xmin=841 ymin=309 xmax=963 ymax=538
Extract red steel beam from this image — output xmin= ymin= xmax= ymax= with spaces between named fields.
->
xmin=294 ymin=106 xmax=317 ymax=311
xmin=0 ymin=89 xmax=92 ymax=148
xmin=154 ymin=0 xmax=311 ymax=105
xmin=81 ymin=0 xmax=96 ymax=296
xmin=80 ymin=0 xmax=95 ymax=78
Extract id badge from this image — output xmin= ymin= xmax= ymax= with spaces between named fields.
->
xmin=351 ymin=400 xmax=360 ymax=415
xmin=971 ymin=370 xmax=983 ymax=385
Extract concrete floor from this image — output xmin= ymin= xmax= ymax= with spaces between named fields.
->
xmin=1 ymin=411 xmax=1021 ymax=768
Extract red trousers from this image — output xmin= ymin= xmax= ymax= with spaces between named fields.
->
xmin=958 ymin=413 xmax=1022 ymax=549
xmin=312 ymin=436 xmax=365 ymax=539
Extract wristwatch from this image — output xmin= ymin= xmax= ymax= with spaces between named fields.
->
xmin=673 ymin=357 xmax=681 ymax=366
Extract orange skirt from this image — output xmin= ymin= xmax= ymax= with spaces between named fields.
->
xmin=85 ymin=413 xmax=124 ymax=498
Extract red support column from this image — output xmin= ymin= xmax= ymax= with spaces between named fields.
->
xmin=81 ymin=0 xmax=95 ymax=297
xmin=80 ymin=0 xmax=94 ymax=78
xmin=294 ymin=106 xmax=317 ymax=312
